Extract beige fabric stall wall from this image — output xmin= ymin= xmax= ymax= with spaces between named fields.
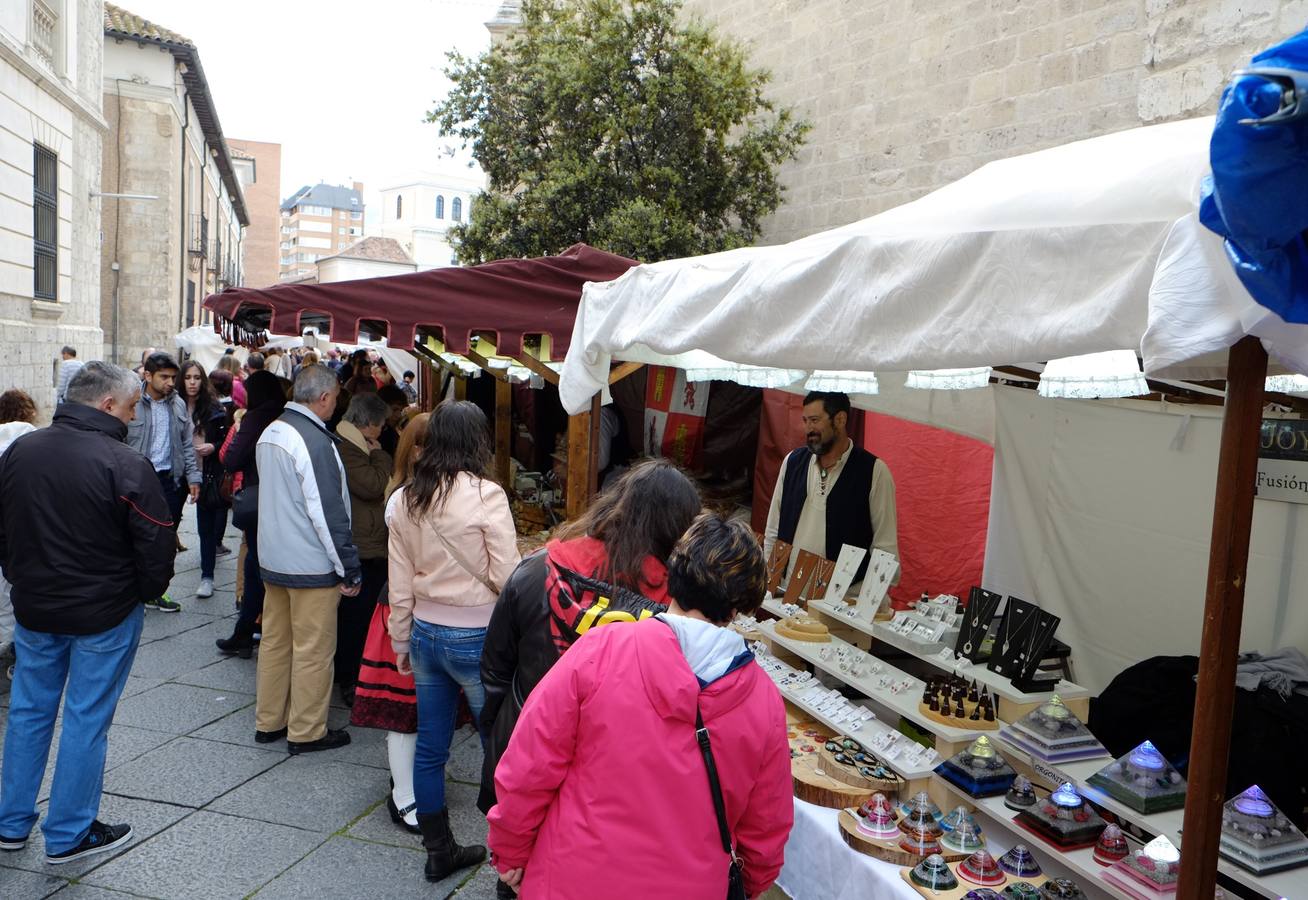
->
xmin=982 ymin=387 xmax=1308 ymax=694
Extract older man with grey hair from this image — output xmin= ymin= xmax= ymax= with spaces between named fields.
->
xmin=254 ymin=365 xmax=362 ymax=754
xmin=0 ymin=362 xmax=174 ymax=864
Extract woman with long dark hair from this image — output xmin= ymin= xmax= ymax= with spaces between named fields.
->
xmin=477 ymin=460 xmax=701 ymax=832
xmin=181 ymin=360 xmax=231 ymax=599
xmin=387 ymin=401 xmax=518 ymax=883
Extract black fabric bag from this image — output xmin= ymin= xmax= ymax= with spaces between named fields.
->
xmin=695 ymin=707 xmax=747 ymax=900
xmin=230 ymin=484 xmax=258 ymax=531
xmin=199 ymin=470 xmax=229 ymax=509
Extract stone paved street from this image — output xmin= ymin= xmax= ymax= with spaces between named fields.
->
xmin=0 ymin=512 xmax=499 ymax=900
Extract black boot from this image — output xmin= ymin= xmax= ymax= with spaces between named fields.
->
xmin=216 ymin=621 xmax=255 ymax=659
xmin=417 ymin=809 xmax=486 ymax=882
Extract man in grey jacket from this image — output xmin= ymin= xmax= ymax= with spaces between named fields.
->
xmin=125 ymin=352 xmax=200 ymax=613
xmin=254 ymin=365 xmax=362 ymax=754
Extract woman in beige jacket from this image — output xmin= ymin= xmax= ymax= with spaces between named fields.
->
xmin=386 ymin=401 xmax=519 ymax=883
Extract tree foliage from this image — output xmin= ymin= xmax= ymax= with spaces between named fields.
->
xmin=430 ymin=0 xmax=810 ymax=263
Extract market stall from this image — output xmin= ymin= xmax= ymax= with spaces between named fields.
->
xmin=558 ymin=115 xmax=1308 ymax=898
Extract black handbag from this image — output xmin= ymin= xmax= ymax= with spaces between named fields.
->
xmin=199 ymin=470 xmax=229 ymax=509
xmin=230 ymin=484 xmax=259 ymax=531
xmin=695 ymin=707 xmax=748 ymax=900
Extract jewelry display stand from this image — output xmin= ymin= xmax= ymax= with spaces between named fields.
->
xmin=766 ymin=540 xmax=792 ymax=594
xmin=987 ymin=598 xmax=1061 ymax=693
xmin=822 ymin=544 xmax=867 ymax=605
xmin=787 ymin=716 xmax=890 ymax=810
xmin=815 ymin=736 xmax=904 ymax=802
xmin=854 ymin=548 xmax=899 ymax=619
xmin=782 ymin=549 xmax=823 ymax=605
xmin=955 ymin=587 xmax=1003 ymax=663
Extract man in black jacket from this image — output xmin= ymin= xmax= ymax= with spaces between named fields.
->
xmin=0 ymin=362 xmax=174 ymax=865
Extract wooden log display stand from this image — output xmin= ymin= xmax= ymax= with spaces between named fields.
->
xmin=897 ymin=866 xmax=1049 ymax=900
xmin=837 ymin=810 xmax=968 ymax=866
xmin=790 ymin=738 xmax=905 ymax=810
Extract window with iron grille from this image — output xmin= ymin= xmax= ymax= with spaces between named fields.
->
xmin=33 ymin=144 xmax=57 ymax=300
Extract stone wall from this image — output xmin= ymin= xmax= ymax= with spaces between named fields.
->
xmin=684 ymin=0 xmax=1308 ymax=243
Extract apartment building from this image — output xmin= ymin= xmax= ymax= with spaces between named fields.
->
xmin=279 ymin=182 xmax=364 ymax=281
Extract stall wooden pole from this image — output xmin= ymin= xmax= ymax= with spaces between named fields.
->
xmin=1175 ymin=336 xmax=1268 ymax=900
xmin=587 ymin=392 xmax=601 ymax=497
xmin=565 ymin=403 xmax=593 ymax=520
xmin=454 ymin=374 xmax=467 ymax=401
xmin=495 ymin=376 xmax=512 ymax=486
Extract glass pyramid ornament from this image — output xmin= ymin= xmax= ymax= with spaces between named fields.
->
xmin=854 ymin=793 xmax=899 ymax=841
xmin=963 ymin=892 xmax=1004 ymax=900
xmin=998 ymin=695 xmax=1108 ymax=762
xmin=909 ymin=853 xmax=959 ymax=891
xmin=1086 ymin=740 xmax=1187 ymax=813
xmin=942 ymin=818 xmax=986 ymax=854
xmin=1102 ymin=835 xmax=1181 ymax=898
xmin=1002 ymin=884 xmax=1043 ymax=900
xmin=1093 ymin=823 xmax=1129 ymax=865
xmin=1039 ymin=879 xmax=1088 ymax=900
xmin=1005 ymin=774 xmax=1038 ymax=811
xmin=1014 ymin=782 xmax=1106 ymax=850
xmin=998 ymin=844 xmax=1042 ymax=879
xmin=1218 ymin=784 xmax=1308 ymax=874
xmin=936 ymin=735 xmax=1017 ymax=798
xmin=899 ymin=790 xmax=944 ymax=822
xmin=957 ymin=849 xmax=1006 ymax=887
xmin=941 ymin=804 xmax=980 ymax=833
xmin=898 ymin=807 xmax=945 ymax=857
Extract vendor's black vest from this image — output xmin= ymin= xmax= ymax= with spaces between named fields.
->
xmin=776 ymin=446 xmax=877 ymax=581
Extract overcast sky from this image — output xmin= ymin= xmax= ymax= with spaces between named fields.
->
xmin=117 ymin=0 xmax=499 ymax=220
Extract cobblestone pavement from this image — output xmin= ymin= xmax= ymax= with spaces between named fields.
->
xmin=0 ymin=513 xmax=499 ymax=900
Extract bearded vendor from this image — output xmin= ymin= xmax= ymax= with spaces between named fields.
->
xmin=763 ymin=391 xmax=899 ymax=591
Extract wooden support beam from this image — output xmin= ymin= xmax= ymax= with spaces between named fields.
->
xmin=495 ymin=377 xmax=512 ymax=486
xmin=565 ymin=406 xmax=593 ymax=519
xmin=464 ymin=347 xmax=509 ymax=382
xmin=608 ymin=361 xmax=645 ymax=384
xmin=588 ymin=392 xmax=601 ymax=498
xmin=454 ymin=375 xmax=467 ymax=401
xmin=515 ymin=353 xmax=560 ymax=385
xmin=1176 ymin=336 xmax=1269 ymax=900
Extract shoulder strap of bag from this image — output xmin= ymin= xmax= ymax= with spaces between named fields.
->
xmin=435 ymin=529 xmax=501 ymax=596
xmin=695 ymin=706 xmax=737 ymax=860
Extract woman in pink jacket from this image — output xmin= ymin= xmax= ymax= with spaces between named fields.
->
xmin=488 ymin=513 xmax=794 ymax=899
xmin=388 ymin=401 xmax=520 ymax=883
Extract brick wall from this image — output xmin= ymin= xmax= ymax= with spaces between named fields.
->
xmin=684 ymin=0 xmax=1308 ymax=243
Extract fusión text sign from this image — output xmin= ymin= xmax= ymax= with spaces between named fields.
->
xmin=1258 ymin=419 xmax=1308 ymax=504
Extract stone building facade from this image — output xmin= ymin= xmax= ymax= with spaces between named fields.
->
xmin=100 ymin=3 xmax=248 ymax=367
xmin=0 ymin=0 xmax=107 ymax=421
xmin=376 ymin=171 xmax=485 ymax=270
xmin=681 ymin=0 xmax=1308 ymax=244
xmin=227 ymin=139 xmax=281 ymax=289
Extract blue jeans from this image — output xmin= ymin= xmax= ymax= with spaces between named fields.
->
xmin=237 ymin=523 xmax=264 ymax=631
xmin=410 ymin=619 xmax=486 ymax=814
xmin=196 ymin=503 xmax=228 ymax=580
xmin=0 ymin=605 xmax=143 ymax=852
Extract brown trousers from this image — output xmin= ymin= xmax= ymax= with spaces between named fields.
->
xmin=255 ymin=583 xmax=340 ymax=742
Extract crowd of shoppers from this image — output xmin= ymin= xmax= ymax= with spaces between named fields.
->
xmin=0 ymin=343 xmax=795 ymax=895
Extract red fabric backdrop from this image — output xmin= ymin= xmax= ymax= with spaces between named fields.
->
xmin=751 ymin=390 xmax=993 ymax=608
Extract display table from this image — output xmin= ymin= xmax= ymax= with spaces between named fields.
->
xmin=774 ymin=798 xmax=918 ymax=900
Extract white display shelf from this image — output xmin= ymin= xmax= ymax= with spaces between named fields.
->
xmin=806 ymin=597 xmax=1093 ymax=707
xmin=991 ymin=735 xmax=1301 ymax=900
xmin=757 ymin=618 xmax=986 ymax=748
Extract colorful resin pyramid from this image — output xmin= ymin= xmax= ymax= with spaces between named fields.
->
xmin=998 ymin=844 xmax=1043 ymax=879
xmin=958 ymin=849 xmax=1007 ymax=887
xmin=941 ymin=804 xmax=980 ymax=833
xmin=936 ymin=735 xmax=1018 ymax=797
xmin=1002 ymin=884 xmax=1043 ymax=900
xmin=1039 ymin=879 xmax=1089 ymax=900
xmin=1014 ymin=782 xmax=1107 ymax=850
xmin=1102 ymin=835 xmax=1180 ymax=899
xmin=1086 ymin=740 xmax=1187 ymax=813
xmin=998 ymin=695 xmax=1108 ymax=762
xmin=899 ymin=805 xmax=946 ymax=857
xmin=909 ymin=854 xmax=959 ymax=891
xmin=1218 ymin=784 xmax=1308 ymax=875
xmin=854 ymin=793 xmax=899 ymax=841
xmin=942 ymin=818 xmax=986 ymax=854
xmin=1093 ymin=823 xmax=1129 ymax=866
xmin=1005 ymin=775 xmax=1038 ymax=811
xmin=963 ymin=892 xmax=1004 ymax=900
xmin=899 ymin=790 xmax=944 ymax=822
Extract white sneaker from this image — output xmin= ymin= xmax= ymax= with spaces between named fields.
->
xmin=196 ymin=578 xmax=214 ymax=598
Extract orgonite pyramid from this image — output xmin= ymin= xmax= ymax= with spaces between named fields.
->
xmin=898 ymin=806 xmax=945 ymax=857
xmin=941 ymin=818 xmax=986 ymax=854
xmin=1086 ymin=740 xmax=1186 ymax=813
xmin=941 ymin=804 xmax=979 ymax=833
xmin=998 ymin=695 xmax=1107 ymax=762
xmin=998 ymin=844 xmax=1042 ymax=879
xmin=1218 ymin=784 xmax=1308 ymax=875
xmin=1039 ymin=879 xmax=1089 ymax=900
xmin=1014 ymin=781 xmax=1107 ymax=850
xmin=1005 ymin=775 xmax=1038 ymax=811
xmin=1102 ymin=835 xmax=1181 ymax=899
xmin=958 ymin=849 xmax=1006 ymax=887
xmin=1002 ymin=884 xmax=1043 ymax=900
xmin=963 ymin=892 xmax=1004 ymax=900
xmin=1093 ymin=823 xmax=1129 ymax=866
xmin=898 ymin=790 xmax=944 ymax=822
xmin=909 ymin=853 xmax=959 ymax=891
xmin=854 ymin=793 xmax=899 ymax=841
xmin=936 ymin=735 xmax=1017 ymax=797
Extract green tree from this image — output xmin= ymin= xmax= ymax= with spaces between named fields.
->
xmin=431 ymin=0 xmax=809 ymax=263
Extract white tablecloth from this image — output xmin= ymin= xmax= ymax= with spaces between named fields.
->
xmin=775 ymin=798 xmax=919 ymax=900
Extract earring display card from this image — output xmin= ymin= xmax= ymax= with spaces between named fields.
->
xmin=954 ymin=587 xmax=1002 ymax=662
xmin=823 ymin=544 xmax=867 ymax=605
xmin=805 ymin=558 xmax=837 ymax=604
xmin=766 ymin=540 xmax=792 ymax=595
xmin=783 ymin=550 xmax=822 ymax=605
xmin=854 ymin=549 xmax=899 ymax=618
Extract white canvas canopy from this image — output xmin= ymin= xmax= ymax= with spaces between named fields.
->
xmin=558 ymin=116 xmax=1308 ymax=413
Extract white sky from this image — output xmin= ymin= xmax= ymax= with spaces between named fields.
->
xmin=116 ymin=0 xmax=499 ymax=222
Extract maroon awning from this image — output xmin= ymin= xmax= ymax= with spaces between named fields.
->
xmin=203 ymin=243 xmax=636 ymax=360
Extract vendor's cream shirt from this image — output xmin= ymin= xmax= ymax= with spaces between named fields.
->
xmin=763 ymin=440 xmax=899 ymax=590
